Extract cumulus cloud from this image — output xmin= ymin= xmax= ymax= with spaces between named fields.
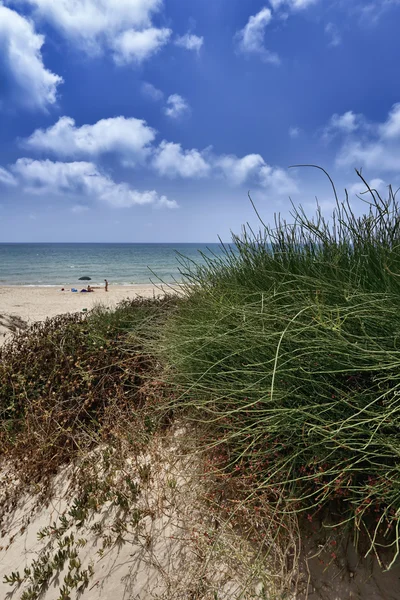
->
xmin=379 ymin=103 xmax=400 ymax=139
xmin=21 ymin=114 xmax=296 ymax=195
xmin=322 ymin=110 xmax=362 ymax=142
xmin=9 ymin=0 xmax=163 ymax=47
xmin=335 ymin=103 xmax=400 ymax=172
xmin=12 ymin=158 xmax=176 ymax=208
xmin=270 ymin=0 xmax=318 ymax=10
xmin=174 ymin=33 xmax=203 ymax=53
xmin=329 ymin=111 xmax=360 ymax=133
xmin=215 ymin=152 xmax=297 ymax=194
xmin=141 ymin=81 xmax=164 ymax=101
xmin=259 ymin=164 xmax=298 ymax=194
xmin=9 ymin=0 xmax=171 ymax=64
xmin=112 ymin=27 xmax=171 ymax=65
xmin=348 ymin=178 xmax=386 ymax=197
xmin=0 ymin=5 xmax=63 ymax=110
xmin=164 ymin=94 xmax=190 ymax=119
xmin=216 ymin=154 xmax=265 ymax=186
xmin=236 ymin=7 xmax=280 ymax=64
xmin=153 ymin=141 xmax=210 ymax=178
xmin=156 ymin=196 xmax=179 ymax=209
xmin=152 ymin=143 xmax=297 ymax=194
xmin=23 ymin=116 xmax=156 ymax=163
xmin=0 ymin=166 xmax=17 ymax=186
xmin=337 ymin=142 xmax=389 ymax=170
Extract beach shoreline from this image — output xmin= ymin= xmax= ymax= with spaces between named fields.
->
xmin=0 ymin=284 xmax=175 ymax=344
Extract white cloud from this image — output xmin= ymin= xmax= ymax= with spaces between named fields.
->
xmin=174 ymin=33 xmax=203 ymax=53
xmin=348 ymin=178 xmax=386 ymax=197
xmin=325 ymin=22 xmax=341 ymax=47
xmin=330 ymin=111 xmax=360 ymax=133
xmin=216 ymin=154 xmax=265 ymax=185
xmin=0 ymin=166 xmax=17 ymax=186
xmin=289 ymin=126 xmax=301 ymax=138
xmin=23 ymin=116 xmax=156 ymax=163
xmin=10 ymin=0 xmax=164 ymax=50
xmin=164 ymin=94 xmax=190 ymax=119
xmin=259 ymin=164 xmax=298 ymax=194
xmin=0 ymin=5 xmax=63 ymax=110
xmin=12 ymin=158 xmax=176 ymax=208
xmin=20 ymin=112 xmax=296 ymax=196
xmin=151 ymin=141 xmax=296 ymax=193
xmin=112 ymin=27 xmax=171 ymax=65
xmin=9 ymin=0 xmax=172 ymax=65
xmin=379 ymin=103 xmax=400 ymax=139
xmin=236 ymin=7 xmax=280 ymax=64
xmin=141 ymin=81 xmax=164 ymax=101
xmin=156 ymin=196 xmax=179 ymax=209
xmin=337 ymin=141 xmax=389 ymax=170
xmin=270 ymin=0 xmax=318 ymax=10
xmin=335 ymin=103 xmax=400 ymax=172
xmin=153 ymin=141 xmax=210 ymax=178
xmin=215 ymin=152 xmax=297 ymax=193
xmin=323 ymin=110 xmax=362 ymax=142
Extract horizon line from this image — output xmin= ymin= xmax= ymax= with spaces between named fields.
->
xmin=0 ymin=241 xmax=229 ymax=245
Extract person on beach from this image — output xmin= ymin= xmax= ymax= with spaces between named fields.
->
xmin=104 ymin=279 xmax=108 ymax=292
xmin=87 ymin=285 xmax=93 ymax=292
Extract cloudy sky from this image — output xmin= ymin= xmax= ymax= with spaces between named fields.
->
xmin=0 ymin=0 xmax=400 ymax=242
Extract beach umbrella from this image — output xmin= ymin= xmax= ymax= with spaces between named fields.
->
xmin=79 ymin=276 xmax=92 ymax=281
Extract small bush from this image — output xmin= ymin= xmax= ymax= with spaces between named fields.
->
xmin=0 ymin=296 xmax=177 ymax=482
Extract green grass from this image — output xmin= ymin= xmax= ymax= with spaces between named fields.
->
xmin=159 ymin=173 xmax=400 ymax=564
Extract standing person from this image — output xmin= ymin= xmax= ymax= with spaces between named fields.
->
xmin=104 ymin=279 xmax=108 ymax=292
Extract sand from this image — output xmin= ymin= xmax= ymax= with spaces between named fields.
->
xmin=0 ymin=284 xmax=174 ymax=344
xmin=0 ymin=427 xmax=269 ymax=600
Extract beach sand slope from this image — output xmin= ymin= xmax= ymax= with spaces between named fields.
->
xmin=0 ymin=285 xmax=172 ymax=344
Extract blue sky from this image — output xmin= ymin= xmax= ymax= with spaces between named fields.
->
xmin=0 ymin=0 xmax=400 ymax=242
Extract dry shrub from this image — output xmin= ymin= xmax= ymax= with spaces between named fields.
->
xmin=0 ymin=296 xmax=177 ymax=485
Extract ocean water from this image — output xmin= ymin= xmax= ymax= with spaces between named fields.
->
xmin=0 ymin=243 xmax=227 ymax=287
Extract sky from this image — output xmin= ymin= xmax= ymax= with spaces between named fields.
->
xmin=0 ymin=0 xmax=400 ymax=242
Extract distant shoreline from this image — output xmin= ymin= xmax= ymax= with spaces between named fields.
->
xmin=0 ymin=284 xmax=179 ymax=344
xmin=0 ymin=283 xmax=171 ymax=288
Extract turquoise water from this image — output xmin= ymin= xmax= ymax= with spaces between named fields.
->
xmin=0 ymin=243 xmax=227 ymax=286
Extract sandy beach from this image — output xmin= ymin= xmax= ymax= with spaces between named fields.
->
xmin=0 ymin=284 xmax=172 ymax=343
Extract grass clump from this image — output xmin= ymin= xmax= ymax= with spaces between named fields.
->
xmin=160 ymin=172 xmax=400 ymax=565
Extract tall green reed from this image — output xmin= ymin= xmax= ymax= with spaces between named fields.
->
xmin=161 ymin=170 xmax=400 ymax=566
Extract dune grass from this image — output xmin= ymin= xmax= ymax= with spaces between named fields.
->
xmin=159 ymin=173 xmax=400 ymax=565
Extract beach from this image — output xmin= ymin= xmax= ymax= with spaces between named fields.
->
xmin=0 ymin=284 xmax=171 ymax=343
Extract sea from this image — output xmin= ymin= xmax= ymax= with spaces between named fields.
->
xmin=0 ymin=243 xmax=227 ymax=287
